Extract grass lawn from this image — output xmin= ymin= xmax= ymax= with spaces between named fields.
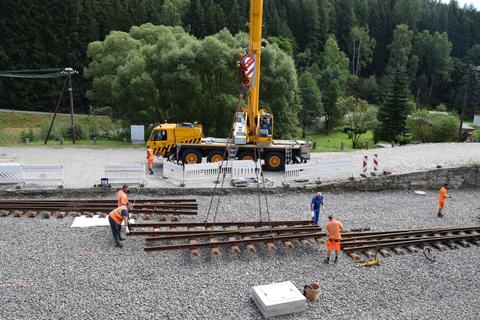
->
xmin=0 ymin=111 xmax=134 ymax=147
xmin=0 ymin=112 xmax=113 ymax=130
xmin=0 ymin=139 xmax=144 ymax=148
xmin=309 ymin=130 xmax=376 ymax=152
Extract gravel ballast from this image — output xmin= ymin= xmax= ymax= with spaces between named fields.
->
xmin=1 ymin=189 xmax=479 ymax=320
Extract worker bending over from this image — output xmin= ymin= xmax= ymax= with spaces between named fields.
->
xmin=437 ymin=182 xmax=449 ymax=218
xmin=310 ymin=192 xmax=324 ymax=225
xmin=325 ymin=215 xmax=344 ymax=264
xmin=116 ymin=184 xmax=129 ymax=207
xmin=108 ymin=202 xmax=132 ymax=248
xmin=147 ymin=146 xmax=154 ymax=175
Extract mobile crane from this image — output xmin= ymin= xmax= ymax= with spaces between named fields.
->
xmin=146 ymin=0 xmax=312 ymax=171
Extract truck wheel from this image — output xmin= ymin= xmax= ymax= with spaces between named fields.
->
xmin=182 ymin=149 xmax=202 ymax=164
xmin=264 ymin=152 xmax=285 ymax=171
xmin=207 ymin=150 xmax=224 ymax=162
xmin=238 ymin=151 xmax=256 ymax=161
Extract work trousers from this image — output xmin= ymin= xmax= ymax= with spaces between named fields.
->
xmin=312 ymin=209 xmax=320 ymax=225
xmin=108 ymin=216 xmax=122 ymax=245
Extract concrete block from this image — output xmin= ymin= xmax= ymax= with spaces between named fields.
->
xmin=251 ymin=281 xmax=306 ymax=319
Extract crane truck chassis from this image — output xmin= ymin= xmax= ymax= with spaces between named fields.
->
xmin=147 ymin=122 xmax=312 ymax=171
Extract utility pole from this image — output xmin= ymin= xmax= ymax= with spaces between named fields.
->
xmin=458 ymin=65 xmax=480 ymax=142
xmin=63 ymin=67 xmax=78 ymax=144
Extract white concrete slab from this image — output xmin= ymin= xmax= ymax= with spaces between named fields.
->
xmin=251 ymin=281 xmax=306 ymax=319
xmin=70 ymin=216 xmax=134 ymax=228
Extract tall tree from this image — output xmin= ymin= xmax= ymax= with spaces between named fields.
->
xmin=350 ymin=26 xmax=376 ymax=76
xmin=315 ymin=37 xmax=350 ymax=134
xmin=377 ymin=70 xmax=412 ymax=141
xmin=413 ymin=30 xmax=453 ymax=102
xmin=298 ymin=70 xmax=323 ymax=137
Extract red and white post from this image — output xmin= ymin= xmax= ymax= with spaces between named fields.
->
xmin=362 ymin=155 xmax=368 ymax=176
xmin=373 ymin=154 xmax=379 ymax=175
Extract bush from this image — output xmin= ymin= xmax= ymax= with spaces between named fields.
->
xmin=430 ymin=115 xmax=459 ymax=142
xmin=20 ymin=127 xmax=37 ymax=142
xmin=40 ymin=120 xmax=68 ymax=141
xmin=436 ymin=103 xmax=448 ymax=112
xmin=406 ymin=109 xmax=460 ymax=143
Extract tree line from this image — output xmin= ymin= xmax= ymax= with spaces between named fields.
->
xmin=1 ymin=0 xmax=480 ymax=140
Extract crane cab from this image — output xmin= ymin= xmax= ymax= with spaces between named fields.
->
xmin=147 ymin=122 xmax=203 ymax=157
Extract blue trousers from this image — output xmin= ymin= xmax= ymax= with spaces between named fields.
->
xmin=312 ymin=209 xmax=320 ymax=224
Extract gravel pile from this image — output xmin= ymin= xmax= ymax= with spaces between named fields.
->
xmin=1 ymin=143 xmax=480 ymax=188
xmin=1 ymin=189 xmax=479 ymax=320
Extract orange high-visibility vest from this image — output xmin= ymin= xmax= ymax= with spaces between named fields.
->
xmin=438 ymin=187 xmax=447 ymax=202
xmin=117 ymin=190 xmax=128 ymax=206
xmin=109 ymin=206 xmax=127 ymax=225
xmin=147 ymin=148 xmax=154 ymax=161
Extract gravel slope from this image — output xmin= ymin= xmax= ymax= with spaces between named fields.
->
xmin=1 ymin=189 xmax=479 ymax=320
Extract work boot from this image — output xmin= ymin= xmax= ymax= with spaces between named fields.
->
xmin=119 ymin=236 xmax=125 ymax=241
xmin=334 ymin=256 xmax=338 ymax=264
xmin=149 ymin=170 xmax=154 ymax=175
xmin=115 ymin=242 xmax=123 ymax=248
xmin=324 ymin=257 xmax=329 ymax=264
xmin=437 ymin=213 xmax=444 ymax=218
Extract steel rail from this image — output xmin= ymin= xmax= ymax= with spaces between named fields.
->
xmin=342 ymin=234 xmax=480 ymax=252
xmin=130 ymin=220 xmax=314 ymax=229
xmin=144 ymin=231 xmax=325 ymax=252
xmin=0 ymin=203 xmax=197 ymax=209
xmin=142 ymin=226 xmax=324 ymax=241
xmin=341 ymin=227 xmax=480 ymax=243
xmin=0 ymin=199 xmax=197 ymax=203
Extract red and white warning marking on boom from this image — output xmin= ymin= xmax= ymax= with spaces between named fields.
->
xmin=240 ymin=53 xmax=255 ymax=79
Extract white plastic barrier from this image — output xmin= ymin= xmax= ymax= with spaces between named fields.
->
xmin=104 ymin=164 xmax=145 ymax=187
xmin=22 ymin=165 xmax=64 ymax=187
xmin=0 ymin=163 xmax=24 ymax=185
xmin=162 ymin=160 xmax=184 ymax=183
xmin=231 ymin=160 xmax=259 ymax=179
xmin=285 ymin=158 xmax=354 ymax=182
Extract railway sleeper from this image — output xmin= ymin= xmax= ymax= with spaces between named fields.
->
xmin=378 ymin=248 xmax=391 ymax=257
xmin=0 ymin=210 xmax=11 ymax=216
xmin=431 ymin=242 xmax=447 ymax=251
xmin=406 ymin=246 xmax=418 ymax=253
xmin=364 ymin=250 xmax=376 ymax=259
xmin=283 ymin=240 xmax=295 ymax=250
xmin=443 ymin=241 xmax=460 ymax=250
xmin=28 ymin=210 xmax=38 ymax=218
xmin=13 ymin=210 xmax=24 ymax=217
xmin=56 ymin=211 xmax=67 ymax=218
xmin=393 ymin=247 xmax=407 ymax=255
xmin=349 ymin=252 xmax=363 ymax=261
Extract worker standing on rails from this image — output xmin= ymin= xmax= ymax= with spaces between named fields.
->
xmin=147 ymin=146 xmax=154 ymax=175
xmin=108 ymin=202 xmax=132 ymax=248
xmin=437 ymin=183 xmax=449 ymax=218
xmin=116 ymin=185 xmax=129 ymax=207
xmin=325 ymin=215 xmax=343 ymax=264
xmin=310 ymin=192 xmax=324 ymax=225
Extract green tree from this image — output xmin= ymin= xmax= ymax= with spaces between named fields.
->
xmin=413 ymin=30 xmax=453 ymax=100
xmin=337 ymin=96 xmax=378 ymax=148
xmin=377 ymin=70 xmax=412 ymax=141
xmin=315 ymin=37 xmax=350 ymax=134
xmin=298 ymin=71 xmax=323 ymax=137
xmin=386 ymin=24 xmax=416 ymax=78
xmin=350 ymin=26 xmax=376 ymax=76
xmin=160 ymin=0 xmax=190 ymax=26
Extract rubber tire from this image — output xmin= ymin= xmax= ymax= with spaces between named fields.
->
xmin=181 ymin=149 xmax=202 ymax=164
xmin=207 ymin=150 xmax=225 ymax=163
xmin=238 ymin=151 xmax=256 ymax=161
xmin=264 ymin=152 xmax=285 ymax=171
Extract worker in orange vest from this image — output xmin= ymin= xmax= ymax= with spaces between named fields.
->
xmin=146 ymin=146 xmax=154 ymax=175
xmin=437 ymin=182 xmax=449 ymax=218
xmin=116 ymin=185 xmax=129 ymax=207
xmin=108 ymin=202 xmax=132 ymax=248
xmin=325 ymin=215 xmax=344 ymax=264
